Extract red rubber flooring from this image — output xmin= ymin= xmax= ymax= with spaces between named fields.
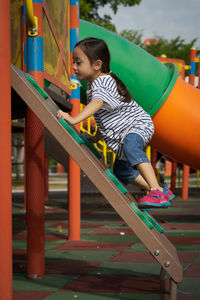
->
xmin=12 ymin=189 xmax=200 ymax=300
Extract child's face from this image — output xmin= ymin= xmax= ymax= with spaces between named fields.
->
xmin=73 ymin=46 xmax=101 ymax=83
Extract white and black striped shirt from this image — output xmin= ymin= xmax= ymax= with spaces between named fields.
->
xmin=86 ymin=75 xmax=154 ymax=158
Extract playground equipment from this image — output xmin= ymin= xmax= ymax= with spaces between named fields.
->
xmin=2 ymin=1 xmax=200 ymax=299
xmin=11 ymin=63 xmax=183 ymax=299
xmin=154 ymin=50 xmax=200 ymax=199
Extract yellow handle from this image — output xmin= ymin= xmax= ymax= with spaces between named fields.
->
xmin=26 ymin=0 xmax=38 ymax=36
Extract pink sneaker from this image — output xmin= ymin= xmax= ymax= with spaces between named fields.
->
xmin=163 ymin=183 xmax=175 ymax=201
xmin=138 ymin=189 xmax=171 ymax=210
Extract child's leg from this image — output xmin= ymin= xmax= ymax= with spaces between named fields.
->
xmin=131 ymin=174 xmax=150 ymax=190
xmin=136 ymin=162 xmax=163 ymax=192
xmin=122 ymin=133 xmax=163 ymax=191
xmin=122 ymin=133 xmax=174 ymax=209
xmin=113 ymin=158 xmax=140 ymax=186
xmin=113 ymin=158 xmax=150 ymax=190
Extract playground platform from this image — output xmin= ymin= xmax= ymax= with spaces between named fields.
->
xmin=12 ymin=187 xmax=200 ymax=300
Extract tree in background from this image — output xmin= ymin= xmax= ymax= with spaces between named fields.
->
xmin=120 ymin=29 xmax=144 ymax=48
xmin=80 ymin=0 xmax=141 ymax=32
xmin=120 ymin=29 xmax=198 ymax=67
xmin=80 ymin=1 xmax=199 ymax=67
xmin=144 ymin=36 xmax=198 ymax=66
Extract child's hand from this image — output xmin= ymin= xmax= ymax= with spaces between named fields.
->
xmin=57 ymin=110 xmax=74 ymax=124
xmin=57 ymin=109 xmax=67 ymax=119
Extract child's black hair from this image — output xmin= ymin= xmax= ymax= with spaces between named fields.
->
xmin=75 ymin=37 xmax=132 ymax=103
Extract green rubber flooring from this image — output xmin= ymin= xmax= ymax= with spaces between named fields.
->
xmin=12 ymin=189 xmax=200 ymax=300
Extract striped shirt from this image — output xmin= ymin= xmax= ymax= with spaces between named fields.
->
xmin=86 ymin=75 xmax=154 ymax=158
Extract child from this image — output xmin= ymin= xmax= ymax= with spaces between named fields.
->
xmin=57 ymin=37 xmax=174 ymax=210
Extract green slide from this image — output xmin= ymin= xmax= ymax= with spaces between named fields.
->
xmin=79 ymin=20 xmax=178 ymax=117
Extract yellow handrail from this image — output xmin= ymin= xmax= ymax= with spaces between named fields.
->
xmin=26 ymin=0 xmax=38 ymax=36
xmin=80 ymin=104 xmax=116 ymax=166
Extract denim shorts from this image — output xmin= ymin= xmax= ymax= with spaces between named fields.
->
xmin=113 ymin=133 xmax=150 ymax=185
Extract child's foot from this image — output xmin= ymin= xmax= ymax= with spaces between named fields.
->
xmin=138 ymin=189 xmax=171 ymax=210
xmin=163 ymin=183 xmax=175 ymax=201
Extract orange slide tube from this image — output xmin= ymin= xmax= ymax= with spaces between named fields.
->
xmin=151 ymin=77 xmax=200 ymax=170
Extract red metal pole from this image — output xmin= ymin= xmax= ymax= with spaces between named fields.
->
xmin=22 ymin=1 xmax=27 ymax=208
xmin=189 ymin=48 xmax=197 ymax=86
xmin=182 ymin=48 xmax=196 ymax=200
xmin=26 ymin=0 xmax=45 ymax=279
xmin=170 ymin=161 xmax=177 ymax=193
xmin=151 ymin=148 xmax=157 ymax=173
xmin=68 ymin=0 xmax=81 ymax=240
xmin=0 ymin=1 xmax=12 ymax=299
xmin=44 ymin=154 xmax=49 ymax=202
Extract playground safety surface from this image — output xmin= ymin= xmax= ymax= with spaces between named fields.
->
xmin=12 ymin=188 xmax=200 ymax=300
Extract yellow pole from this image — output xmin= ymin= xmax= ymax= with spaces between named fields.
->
xmin=26 ymin=0 xmax=38 ymax=36
xmin=197 ymin=170 xmax=200 ymax=187
xmin=146 ymin=146 xmax=151 ymax=161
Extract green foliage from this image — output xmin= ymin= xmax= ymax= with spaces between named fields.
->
xmin=120 ymin=29 xmax=144 ymax=47
xmin=80 ymin=0 xmax=199 ymax=71
xmin=49 ymin=156 xmax=57 ymax=166
xmin=119 ymin=29 xmax=199 ymax=70
xmin=144 ymin=36 xmax=198 ymax=66
xmin=80 ymin=0 xmax=141 ymax=32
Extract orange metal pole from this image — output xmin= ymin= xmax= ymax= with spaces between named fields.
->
xmin=182 ymin=48 xmax=196 ymax=200
xmin=0 ymin=1 xmax=13 ymax=299
xmin=57 ymin=163 xmax=65 ymax=174
xmin=68 ymin=0 xmax=81 ymax=240
xmin=26 ymin=0 xmax=45 ymax=279
xmin=182 ymin=165 xmax=189 ymax=199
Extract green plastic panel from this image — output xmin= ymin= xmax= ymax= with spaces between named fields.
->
xmin=58 ymin=118 xmax=84 ymax=145
xmin=129 ymin=202 xmax=153 ymax=229
xmin=80 ymin=134 xmax=101 ymax=159
xmin=105 ymin=169 xmax=128 ymax=195
xmin=26 ymin=73 xmax=49 ymax=99
xmin=143 ymin=211 xmax=164 ymax=233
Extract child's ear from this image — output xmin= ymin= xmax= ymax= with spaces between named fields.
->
xmin=94 ymin=59 xmax=103 ymax=71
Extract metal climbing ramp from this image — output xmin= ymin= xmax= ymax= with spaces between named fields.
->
xmin=11 ymin=64 xmax=183 ymax=300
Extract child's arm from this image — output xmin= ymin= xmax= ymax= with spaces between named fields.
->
xmin=57 ymin=99 xmax=103 ymax=125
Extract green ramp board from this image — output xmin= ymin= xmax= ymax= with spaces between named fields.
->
xmin=80 ymin=133 xmax=101 ymax=159
xmin=11 ymin=64 xmax=183 ymax=299
xmin=105 ymin=169 xmax=128 ymax=195
xmin=58 ymin=118 xmax=84 ymax=145
xmin=26 ymin=73 xmax=49 ymax=99
xmin=143 ymin=211 xmax=164 ymax=233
